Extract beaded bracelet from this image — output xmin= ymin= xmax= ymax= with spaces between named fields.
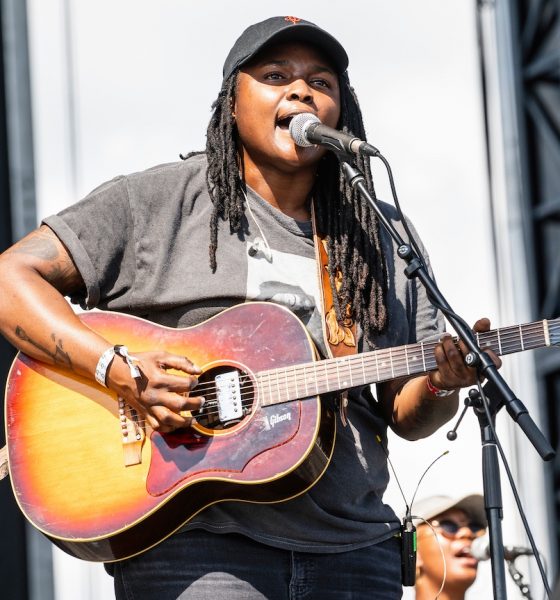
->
xmin=426 ymin=374 xmax=455 ymax=398
xmin=95 ymin=345 xmax=141 ymax=387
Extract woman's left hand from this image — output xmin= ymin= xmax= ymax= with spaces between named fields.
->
xmin=429 ymin=318 xmax=502 ymax=392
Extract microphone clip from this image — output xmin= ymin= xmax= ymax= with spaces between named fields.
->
xmin=247 ymin=237 xmax=273 ymax=262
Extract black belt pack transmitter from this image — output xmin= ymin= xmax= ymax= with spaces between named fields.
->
xmin=401 ymin=517 xmax=417 ymax=586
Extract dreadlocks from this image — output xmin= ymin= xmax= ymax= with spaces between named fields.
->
xmin=203 ymin=69 xmax=388 ymax=347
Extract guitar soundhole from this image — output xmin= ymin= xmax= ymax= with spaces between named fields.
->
xmin=193 ymin=364 xmax=255 ymax=430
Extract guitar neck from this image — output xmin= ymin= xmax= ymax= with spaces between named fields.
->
xmin=257 ymin=317 xmax=560 ymax=406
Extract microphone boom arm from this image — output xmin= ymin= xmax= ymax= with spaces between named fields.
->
xmin=338 ymin=159 xmax=554 ymax=461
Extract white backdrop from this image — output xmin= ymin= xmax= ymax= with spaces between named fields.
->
xmin=24 ymin=1 xmax=551 ymax=598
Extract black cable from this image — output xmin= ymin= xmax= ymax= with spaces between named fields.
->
xmin=372 ymin=151 xmax=476 ymax=338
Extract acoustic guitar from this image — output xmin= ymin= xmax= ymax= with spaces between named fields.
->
xmin=4 ymin=302 xmax=558 ymax=562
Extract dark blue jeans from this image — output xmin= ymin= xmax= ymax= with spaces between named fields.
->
xmin=112 ymin=530 xmax=403 ymax=599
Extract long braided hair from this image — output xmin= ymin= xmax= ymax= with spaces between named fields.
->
xmin=197 ymin=69 xmax=388 ymax=346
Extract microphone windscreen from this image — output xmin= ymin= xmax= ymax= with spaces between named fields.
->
xmin=289 ymin=113 xmax=319 ymax=147
xmin=470 ymin=535 xmax=490 ymax=561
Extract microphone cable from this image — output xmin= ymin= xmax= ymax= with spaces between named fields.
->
xmin=370 ymin=148 xmax=475 ymax=340
xmin=376 ymin=434 xmax=449 ymax=589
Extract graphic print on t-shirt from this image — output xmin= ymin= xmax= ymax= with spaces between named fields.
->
xmin=245 ymin=243 xmax=324 ymax=354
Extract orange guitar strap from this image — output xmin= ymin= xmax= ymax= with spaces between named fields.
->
xmin=312 ymin=207 xmax=357 ymax=426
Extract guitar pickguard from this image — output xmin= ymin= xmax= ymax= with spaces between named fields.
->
xmin=147 ymin=401 xmax=304 ymax=496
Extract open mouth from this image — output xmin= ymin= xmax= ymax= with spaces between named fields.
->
xmin=276 ymin=115 xmax=295 ymax=130
xmin=455 ymin=546 xmax=478 ymax=566
xmin=276 ymin=112 xmax=315 ymax=131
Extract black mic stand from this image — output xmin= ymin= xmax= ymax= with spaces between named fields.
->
xmin=466 ymin=383 xmax=509 ymax=600
xmin=336 ymin=156 xmax=555 ymax=599
xmin=450 ymin=383 xmax=537 ymax=600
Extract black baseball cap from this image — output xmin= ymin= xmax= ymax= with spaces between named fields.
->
xmin=222 ymin=16 xmax=349 ymax=81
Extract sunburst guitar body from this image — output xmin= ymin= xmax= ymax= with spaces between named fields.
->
xmin=5 ymin=303 xmax=334 ymax=562
xmin=4 ymin=301 xmax=559 ymax=562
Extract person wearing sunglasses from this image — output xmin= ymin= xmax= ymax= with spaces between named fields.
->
xmin=414 ymin=493 xmax=487 ymax=600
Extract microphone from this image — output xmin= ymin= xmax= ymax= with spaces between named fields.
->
xmin=289 ymin=113 xmax=380 ymax=157
xmin=471 ymin=535 xmax=534 ymax=562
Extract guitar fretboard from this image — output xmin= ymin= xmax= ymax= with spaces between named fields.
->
xmin=256 ymin=318 xmax=560 ymax=406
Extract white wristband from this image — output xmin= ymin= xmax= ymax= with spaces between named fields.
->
xmin=95 ymin=345 xmax=141 ymax=387
xmin=95 ymin=347 xmax=116 ymax=387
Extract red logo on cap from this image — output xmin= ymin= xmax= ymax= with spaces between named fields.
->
xmin=284 ymin=16 xmax=301 ymax=24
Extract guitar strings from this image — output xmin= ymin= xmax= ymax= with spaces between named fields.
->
xmin=157 ymin=322 xmax=551 ymax=401
xmin=119 ymin=322 xmax=552 ymax=426
xmin=200 ymin=324 xmax=548 ymax=402
xmin=198 ymin=324 xmax=550 ymax=406
xmin=121 ymin=392 xmax=256 ymax=428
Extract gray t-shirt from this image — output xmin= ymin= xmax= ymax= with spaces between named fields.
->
xmin=43 ymin=153 xmax=443 ymax=553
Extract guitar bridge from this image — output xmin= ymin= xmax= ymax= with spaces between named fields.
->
xmin=118 ymin=398 xmax=145 ymax=466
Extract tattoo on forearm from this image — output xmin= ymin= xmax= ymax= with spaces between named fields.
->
xmin=15 ymin=326 xmax=74 ymax=370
